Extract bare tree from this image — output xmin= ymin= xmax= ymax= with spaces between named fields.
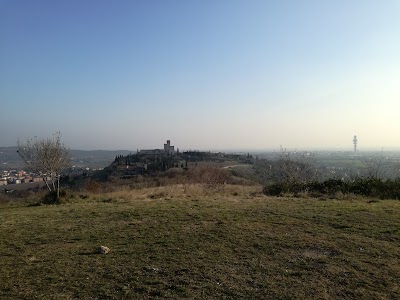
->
xmin=362 ymin=149 xmax=395 ymax=180
xmin=17 ymin=132 xmax=71 ymax=201
xmin=273 ymin=147 xmax=318 ymax=183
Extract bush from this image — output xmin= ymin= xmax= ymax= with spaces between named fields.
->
xmin=41 ymin=190 xmax=68 ymax=204
xmin=84 ymin=180 xmax=102 ymax=193
xmin=187 ymin=166 xmax=230 ymax=190
xmin=263 ymin=177 xmax=400 ymax=199
xmin=263 ymin=181 xmax=307 ymax=196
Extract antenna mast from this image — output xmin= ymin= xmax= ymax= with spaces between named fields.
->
xmin=353 ymin=135 xmax=358 ymax=153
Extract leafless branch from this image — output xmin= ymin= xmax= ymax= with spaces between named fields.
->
xmin=17 ymin=132 xmax=71 ymax=200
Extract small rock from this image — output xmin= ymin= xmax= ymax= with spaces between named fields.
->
xmin=97 ymin=245 xmax=110 ymax=254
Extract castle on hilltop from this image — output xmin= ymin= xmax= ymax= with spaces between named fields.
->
xmin=114 ymin=140 xmax=254 ymax=176
xmin=139 ymin=140 xmax=175 ymax=155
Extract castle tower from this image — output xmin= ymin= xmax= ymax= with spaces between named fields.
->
xmin=164 ymin=140 xmax=175 ymax=155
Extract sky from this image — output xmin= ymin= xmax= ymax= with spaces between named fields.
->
xmin=1 ymin=0 xmax=399 ymax=151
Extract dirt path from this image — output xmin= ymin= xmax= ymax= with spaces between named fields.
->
xmin=222 ymin=164 xmax=252 ymax=169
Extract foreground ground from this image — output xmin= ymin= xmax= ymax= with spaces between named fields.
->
xmin=0 ymin=185 xmax=399 ymax=299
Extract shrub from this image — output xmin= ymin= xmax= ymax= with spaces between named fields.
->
xmin=84 ymin=180 xmax=102 ymax=193
xmin=187 ymin=166 xmax=230 ymax=190
xmin=263 ymin=177 xmax=400 ymax=199
xmin=41 ymin=189 xmax=68 ymax=205
xmin=263 ymin=181 xmax=306 ymax=196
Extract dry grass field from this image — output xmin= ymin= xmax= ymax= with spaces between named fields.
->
xmin=0 ymin=184 xmax=399 ymax=299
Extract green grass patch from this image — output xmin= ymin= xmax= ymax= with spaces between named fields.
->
xmin=1 ymin=195 xmax=399 ymax=299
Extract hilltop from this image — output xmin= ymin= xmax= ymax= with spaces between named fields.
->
xmin=1 ymin=185 xmax=399 ymax=299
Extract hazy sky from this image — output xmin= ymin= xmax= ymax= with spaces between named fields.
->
xmin=1 ymin=0 xmax=399 ymax=151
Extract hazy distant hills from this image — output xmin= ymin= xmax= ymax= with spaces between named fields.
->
xmin=0 ymin=147 xmax=132 ymax=169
